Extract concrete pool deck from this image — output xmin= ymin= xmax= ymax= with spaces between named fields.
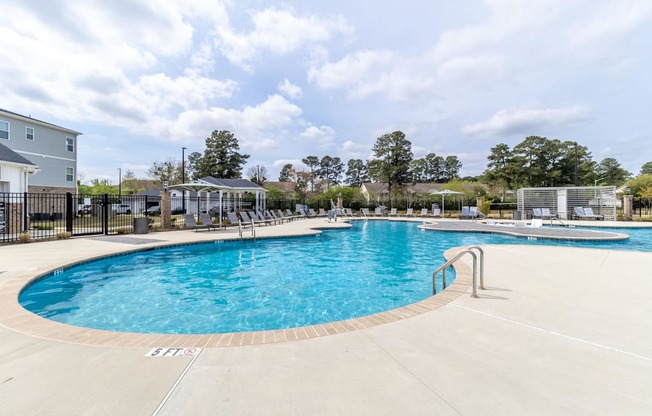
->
xmin=1 ymin=217 xmax=651 ymax=415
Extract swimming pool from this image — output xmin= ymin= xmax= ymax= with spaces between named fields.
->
xmin=19 ymin=221 xmax=652 ymax=334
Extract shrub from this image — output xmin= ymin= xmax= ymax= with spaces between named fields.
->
xmin=56 ymin=231 xmax=72 ymax=239
xmin=18 ymin=232 xmax=31 ymax=243
xmin=115 ymin=228 xmax=128 ymax=234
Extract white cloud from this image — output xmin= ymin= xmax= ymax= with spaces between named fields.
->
xmin=300 ymin=125 xmax=337 ymax=150
xmin=277 ymin=78 xmax=303 ymax=99
xmin=462 ymin=106 xmax=591 ymax=137
xmin=214 ymin=6 xmax=352 ymax=69
xmin=570 ymin=1 xmax=652 ymax=48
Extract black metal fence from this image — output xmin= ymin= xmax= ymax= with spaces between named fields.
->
xmin=0 ymin=192 xmax=152 ymax=244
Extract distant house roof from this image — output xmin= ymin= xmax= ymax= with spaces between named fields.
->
xmin=0 ymin=142 xmax=38 ymax=167
xmin=265 ymin=181 xmax=296 ymax=193
xmin=361 ymin=182 xmax=479 ymax=194
xmin=0 ymin=108 xmax=82 ymax=136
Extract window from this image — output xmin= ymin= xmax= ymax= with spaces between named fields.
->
xmin=66 ymin=167 xmax=74 ymax=182
xmin=0 ymin=121 xmax=8 ymax=140
xmin=26 ymin=126 xmax=34 ymax=140
xmin=66 ymin=136 xmax=74 ymax=152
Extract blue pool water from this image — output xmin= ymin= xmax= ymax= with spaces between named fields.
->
xmin=19 ymin=221 xmax=652 ymax=334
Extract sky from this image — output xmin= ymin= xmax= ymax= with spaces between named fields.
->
xmin=2 ymin=0 xmax=652 ymax=184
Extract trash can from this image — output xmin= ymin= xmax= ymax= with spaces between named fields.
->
xmin=133 ymin=217 xmax=149 ymax=234
xmin=512 ymin=211 xmax=521 ymax=220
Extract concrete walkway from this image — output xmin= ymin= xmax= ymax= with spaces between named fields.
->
xmin=1 ymin=218 xmax=651 ymax=415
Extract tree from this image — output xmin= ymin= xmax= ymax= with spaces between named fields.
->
xmin=370 ymin=131 xmax=413 ymax=196
xmin=188 ymin=130 xmax=250 ymax=179
xmin=594 ymin=158 xmax=631 ymax=186
xmin=482 ymin=143 xmax=514 ymax=199
xmin=640 ymin=161 xmax=652 ymax=176
xmin=317 ymin=155 xmax=344 ymax=189
xmin=121 ymin=170 xmax=137 ymax=194
xmin=425 ymin=153 xmax=445 ymax=182
xmin=442 ymin=156 xmax=462 ymax=182
xmin=302 ymin=156 xmax=320 ymax=191
xmin=625 ymin=174 xmax=652 ymax=196
xmin=147 ymin=158 xmax=182 ymax=183
xmin=410 ymin=158 xmax=428 ymax=183
xmin=345 ymin=159 xmax=368 ymax=186
xmin=246 ymin=165 xmax=268 ymax=185
xmin=279 ymin=163 xmax=293 ymax=181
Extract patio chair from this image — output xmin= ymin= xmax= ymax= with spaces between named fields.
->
xmin=469 ymin=207 xmax=485 ymax=219
xmin=532 ymin=208 xmax=543 ymax=219
xmin=361 ymin=208 xmax=371 ymax=217
xmin=419 ymin=208 xmax=428 ymax=217
xmin=307 ymin=208 xmax=318 ymax=217
xmin=199 ymin=213 xmax=221 ymax=231
xmin=575 ymin=207 xmax=604 ymax=220
xmin=374 ymin=207 xmax=383 ymax=216
xmin=278 ymin=209 xmax=294 ymax=221
xmin=540 ymin=208 xmax=555 ymax=219
xmin=403 ymin=208 xmax=413 ymax=217
xmin=432 ymin=208 xmax=441 ymax=217
xmin=343 ymin=208 xmax=354 ymax=216
xmin=184 ymin=214 xmax=213 ymax=232
xmin=318 ymin=208 xmax=327 ymax=217
xmin=389 ymin=208 xmax=398 ymax=217
xmin=266 ymin=210 xmax=283 ymax=224
xmin=253 ymin=210 xmax=274 ymax=225
xmin=240 ymin=211 xmax=265 ymax=226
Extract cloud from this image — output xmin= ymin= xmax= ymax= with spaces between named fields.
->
xmin=300 ymin=125 xmax=337 ymax=150
xmin=277 ymin=78 xmax=303 ymax=99
xmin=462 ymin=106 xmax=591 ymax=137
xmin=214 ymin=6 xmax=352 ymax=69
xmin=570 ymin=1 xmax=652 ymax=48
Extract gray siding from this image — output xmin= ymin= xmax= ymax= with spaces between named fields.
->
xmin=0 ymin=111 xmax=79 ymax=189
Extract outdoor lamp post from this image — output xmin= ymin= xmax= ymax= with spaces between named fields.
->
xmin=117 ymin=168 xmax=122 ymax=199
xmin=163 ymin=180 xmax=169 ymax=192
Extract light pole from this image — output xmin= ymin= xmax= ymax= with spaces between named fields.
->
xmin=181 ymin=147 xmax=186 ymax=212
xmin=574 ymin=142 xmax=579 ymax=186
xmin=117 ymin=168 xmax=122 ymax=199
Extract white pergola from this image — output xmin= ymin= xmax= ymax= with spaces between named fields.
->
xmin=169 ymin=178 xmax=267 ymax=227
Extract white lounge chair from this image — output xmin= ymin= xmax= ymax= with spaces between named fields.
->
xmin=419 ymin=208 xmax=428 ymax=217
xmin=389 ymin=208 xmax=398 ymax=217
xmin=403 ymin=208 xmax=413 ymax=217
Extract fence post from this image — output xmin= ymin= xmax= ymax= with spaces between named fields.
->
xmin=66 ymin=193 xmax=74 ymax=232
xmin=22 ymin=192 xmax=28 ymax=232
xmin=103 ymin=193 xmax=109 ymax=235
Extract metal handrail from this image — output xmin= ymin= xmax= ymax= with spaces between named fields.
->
xmin=467 ymin=246 xmax=485 ymax=290
xmin=550 ymin=216 xmax=569 ymax=227
xmin=432 ymin=247 xmax=486 ymax=298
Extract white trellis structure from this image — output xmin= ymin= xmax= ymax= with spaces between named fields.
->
xmin=517 ymin=186 xmax=617 ymax=221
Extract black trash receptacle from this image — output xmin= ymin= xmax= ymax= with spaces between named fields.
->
xmin=133 ymin=217 xmax=149 ymax=234
xmin=512 ymin=211 xmax=521 ymax=220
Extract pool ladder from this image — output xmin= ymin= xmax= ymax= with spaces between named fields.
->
xmin=238 ymin=219 xmax=256 ymax=240
xmin=432 ymin=246 xmax=485 ymax=298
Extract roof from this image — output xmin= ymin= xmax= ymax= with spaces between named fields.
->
xmin=265 ymin=181 xmax=296 ymax=193
xmin=200 ymin=177 xmax=266 ymax=191
xmin=0 ymin=108 xmax=83 ymax=136
xmin=361 ymin=182 xmax=479 ymax=194
xmin=0 ymin=142 xmax=38 ymax=166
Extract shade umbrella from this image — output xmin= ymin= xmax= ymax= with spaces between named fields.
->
xmin=429 ymin=189 xmax=464 ymax=217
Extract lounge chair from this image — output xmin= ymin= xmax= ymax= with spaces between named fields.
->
xmin=419 ymin=208 xmax=428 ymax=217
xmin=574 ymin=207 xmax=603 ymax=220
xmin=532 ymin=208 xmax=543 ymax=219
xmin=286 ymin=209 xmax=303 ymax=219
xmin=361 ymin=208 xmax=371 ymax=217
xmin=266 ymin=210 xmax=283 ymax=224
xmin=403 ymin=208 xmax=413 ymax=217
xmin=199 ymin=213 xmax=221 ymax=230
xmin=253 ymin=210 xmax=274 ymax=225
xmin=343 ymin=208 xmax=354 ymax=216
xmin=240 ymin=211 xmax=265 ymax=226
xmin=432 ymin=208 xmax=441 ymax=217
xmin=540 ymin=208 xmax=554 ymax=219
xmin=389 ymin=208 xmax=398 ymax=217
xmin=278 ymin=209 xmax=294 ymax=221
xmin=318 ymin=208 xmax=327 ymax=217
xmin=460 ymin=206 xmax=483 ymax=219
xmin=184 ymin=214 xmax=213 ymax=232
xmin=374 ymin=207 xmax=383 ymax=216
xmin=307 ymin=208 xmax=318 ymax=217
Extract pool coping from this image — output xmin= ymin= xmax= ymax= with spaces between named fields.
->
xmin=0 ymin=221 xmax=473 ymax=348
xmin=1 ymin=217 xmax=645 ymax=348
